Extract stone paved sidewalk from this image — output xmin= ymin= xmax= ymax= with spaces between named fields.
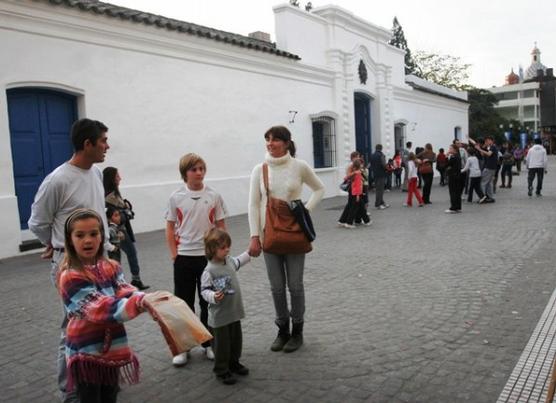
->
xmin=1 ymin=161 xmax=556 ymax=402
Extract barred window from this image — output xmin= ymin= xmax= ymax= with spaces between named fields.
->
xmin=312 ymin=116 xmax=336 ymax=168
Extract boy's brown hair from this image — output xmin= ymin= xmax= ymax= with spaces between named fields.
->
xmin=179 ymin=153 xmax=206 ymax=182
xmin=204 ymin=228 xmax=231 ymax=260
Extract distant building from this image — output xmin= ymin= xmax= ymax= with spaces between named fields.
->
xmin=489 ymin=44 xmax=555 ymax=152
xmin=489 ymin=44 xmax=547 ymax=133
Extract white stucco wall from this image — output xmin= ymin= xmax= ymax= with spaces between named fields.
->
xmin=0 ymin=1 xmax=468 ymax=259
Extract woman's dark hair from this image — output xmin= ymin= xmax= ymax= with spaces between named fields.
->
xmin=264 ymin=126 xmax=296 ymax=157
xmin=467 ymin=147 xmax=476 ymax=156
xmin=394 ymin=149 xmax=400 ymax=157
xmin=439 ymin=148 xmax=445 ymax=153
xmin=102 ymin=167 xmax=120 ymax=197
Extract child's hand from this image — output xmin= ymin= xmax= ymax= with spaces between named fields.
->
xmin=214 ymin=291 xmax=224 ymax=302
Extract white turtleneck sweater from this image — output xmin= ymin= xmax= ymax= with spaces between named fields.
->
xmin=248 ymin=152 xmax=325 ymax=240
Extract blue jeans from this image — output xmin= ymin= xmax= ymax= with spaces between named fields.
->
xmin=119 ymin=229 xmax=141 ymax=280
xmin=263 ymin=252 xmax=306 ymax=325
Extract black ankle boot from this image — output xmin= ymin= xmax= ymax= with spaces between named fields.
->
xmin=283 ymin=322 xmax=303 ymax=353
xmin=270 ymin=322 xmax=290 ymax=352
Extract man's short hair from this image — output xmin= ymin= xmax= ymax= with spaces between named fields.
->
xmin=375 ymin=144 xmax=383 ymax=151
xmin=485 ymin=135 xmax=494 ymax=141
xmin=71 ymin=119 xmax=108 ymax=151
xmin=179 ymin=153 xmax=206 ymax=182
xmin=534 ymin=137 xmax=542 ymax=144
xmin=406 ymin=141 xmax=412 ymax=148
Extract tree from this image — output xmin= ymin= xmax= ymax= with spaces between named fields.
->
xmin=388 ymin=17 xmax=418 ymax=76
xmin=467 ymin=87 xmax=506 ymax=144
xmin=412 ymin=51 xmax=471 ymax=91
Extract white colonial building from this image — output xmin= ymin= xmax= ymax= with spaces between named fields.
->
xmin=0 ymin=0 xmax=468 ymax=259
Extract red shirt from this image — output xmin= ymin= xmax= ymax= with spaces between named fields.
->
xmin=351 ymin=171 xmax=363 ymax=196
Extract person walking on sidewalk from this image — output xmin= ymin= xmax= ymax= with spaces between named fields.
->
xmin=402 ymin=141 xmax=413 ymax=191
xmin=526 ymin=137 xmax=548 ymax=197
xmin=445 ymin=144 xmax=463 ymax=213
xmin=28 ymin=118 xmax=113 ymax=403
xmin=436 ymin=148 xmax=448 ymax=186
xmin=461 ymin=147 xmax=485 ymax=203
xmin=370 ymin=144 xmax=390 ymax=210
xmin=475 ymin=136 xmax=498 ymax=203
xmin=248 ymin=126 xmax=324 ymax=353
xmin=417 ymin=143 xmax=436 ymax=204
xmin=403 ymin=153 xmax=424 ymax=207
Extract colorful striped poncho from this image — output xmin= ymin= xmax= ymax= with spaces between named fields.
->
xmin=58 ymin=258 xmax=145 ymax=391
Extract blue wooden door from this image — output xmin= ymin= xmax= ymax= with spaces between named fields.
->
xmin=354 ymin=93 xmax=372 ymax=163
xmin=7 ymin=89 xmax=76 ymax=229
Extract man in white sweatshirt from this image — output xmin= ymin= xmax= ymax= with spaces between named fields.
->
xmin=525 ymin=138 xmax=548 ymax=197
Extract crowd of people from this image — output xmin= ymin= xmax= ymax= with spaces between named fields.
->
xmin=338 ymin=136 xmax=549 ymax=223
xmin=26 ymin=116 xmax=550 ymax=402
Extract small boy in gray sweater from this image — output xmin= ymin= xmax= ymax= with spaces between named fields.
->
xmin=201 ymin=228 xmax=251 ymax=385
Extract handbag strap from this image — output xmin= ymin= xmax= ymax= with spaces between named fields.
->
xmin=262 ymin=163 xmax=270 ymax=198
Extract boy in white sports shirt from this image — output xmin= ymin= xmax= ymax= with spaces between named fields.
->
xmin=165 ymin=153 xmax=227 ymax=366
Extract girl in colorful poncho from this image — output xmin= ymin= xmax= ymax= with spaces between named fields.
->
xmin=57 ymin=208 xmax=146 ymax=403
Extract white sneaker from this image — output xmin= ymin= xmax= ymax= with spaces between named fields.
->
xmin=362 ymin=220 xmax=372 ymax=226
xmin=444 ymin=209 xmax=457 ymax=214
xmin=205 ymin=346 xmax=215 ymax=360
xmin=172 ymin=352 xmax=188 ymax=367
xmin=343 ymin=223 xmax=356 ymax=229
xmin=377 ymin=205 xmax=386 ymax=210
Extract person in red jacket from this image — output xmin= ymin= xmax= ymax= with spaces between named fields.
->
xmin=339 ymin=159 xmax=371 ymax=228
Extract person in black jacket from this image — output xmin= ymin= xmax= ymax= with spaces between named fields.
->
xmin=445 ymin=144 xmax=462 ymax=214
xmin=369 ymin=144 xmax=390 ymax=210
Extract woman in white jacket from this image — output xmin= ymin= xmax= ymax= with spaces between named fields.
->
xmin=248 ymin=126 xmax=324 ymax=353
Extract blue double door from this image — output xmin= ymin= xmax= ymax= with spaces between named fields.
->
xmin=7 ymin=89 xmax=76 ymax=229
xmin=354 ymin=93 xmax=372 ymax=163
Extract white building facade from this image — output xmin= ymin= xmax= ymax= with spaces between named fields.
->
xmin=0 ymin=0 xmax=468 ymax=259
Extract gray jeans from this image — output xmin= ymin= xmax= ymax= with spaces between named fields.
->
xmin=263 ymin=252 xmax=306 ymax=325
xmin=51 ymin=250 xmax=79 ymax=403
xmin=481 ymin=168 xmax=495 ymax=199
xmin=374 ymin=177 xmax=385 ymax=207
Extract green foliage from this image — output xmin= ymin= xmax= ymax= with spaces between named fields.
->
xmin=413 ymin=51 xmax=471 ymax=91
xmin=388 ymin=17 xmax=418 ymax=76
xmin=467 ymin=88 xmax=507 ymax=144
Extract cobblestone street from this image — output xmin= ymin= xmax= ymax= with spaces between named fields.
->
xmin=2 ymin=160 xmax=556 ymax=403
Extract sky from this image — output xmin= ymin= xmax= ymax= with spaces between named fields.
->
xmin=109 ymin=0 xmax=556 ymax=89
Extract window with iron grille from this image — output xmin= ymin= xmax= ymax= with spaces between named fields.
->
xmin=311 ymin=116 xmax=336 ymax=168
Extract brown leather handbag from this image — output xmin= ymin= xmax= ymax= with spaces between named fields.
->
xmin=262 ymin=163 xmax=312 ymax=255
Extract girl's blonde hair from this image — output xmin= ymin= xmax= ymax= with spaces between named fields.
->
xmin=408 ymin=152 xmax=416 ymax=161
xmin=60 ymin=208 xmax=105 ymax=273
xmin=204 ymin=228 xmax=231 ymax=260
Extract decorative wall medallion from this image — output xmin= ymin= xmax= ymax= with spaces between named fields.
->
xmin=358 ymin=59 xmax=367 ymax=85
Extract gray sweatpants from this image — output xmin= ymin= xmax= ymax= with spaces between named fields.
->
xmin=481 ymin=168 xmax=495 ymax=199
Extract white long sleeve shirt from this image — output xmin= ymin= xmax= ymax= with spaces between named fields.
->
xmin=526 ymin=144 xmax=548 ymax=169
xmin=28 ymin=163 xmax=111 ymax=250
xmin=248 ymin=152 xmax=324 ymax=241
xmin=461 ymin=156 xmax=482 ymax=178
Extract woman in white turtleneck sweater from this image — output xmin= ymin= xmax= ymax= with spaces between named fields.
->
xmin=248 ymin=126 xmax=324 ymax=353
